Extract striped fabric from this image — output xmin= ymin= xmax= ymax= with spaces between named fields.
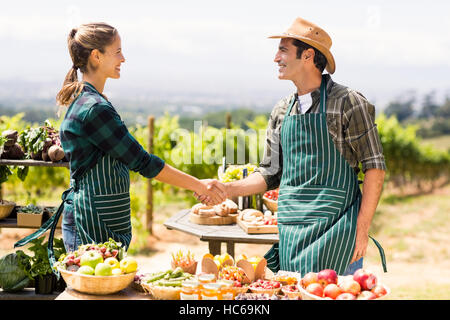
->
xmin=256 ymin=74 xmax=386 ymax=191
xmin=74 ymin=154 xmax=132 ymax=248
xmin=264 ymin=76 xmax=360 ymax=276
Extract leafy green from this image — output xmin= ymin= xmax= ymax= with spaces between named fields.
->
xmin=0 ymin=250 xmax=33 ymax=292
xmin=28 ymin=237 xmax=66 ymax=277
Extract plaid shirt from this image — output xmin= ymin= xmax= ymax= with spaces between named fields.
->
xmin=60 ymin=82 xmax=165 ymax=180
xmin=256 ymin=74 xmax=386 ymax=190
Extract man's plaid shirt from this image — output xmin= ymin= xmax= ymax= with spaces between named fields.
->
xmin=60 ymin=82 xmax=165 ymax=180
xmin=256 ymin=74 xmax=386 ymax=190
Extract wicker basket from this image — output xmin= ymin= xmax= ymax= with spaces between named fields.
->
xmin=262 ymin=196 xmax=277 ymax=213
xmin=141 ymin=283 xmax=181 ymax=300
xmin=248 ymin=286 xmax=281 ymax=296
xmin=0 ymin=200 xmax=15 ymax=220
xmin=57 ymin=267 xmax=136 ymax=295
xmin=281 ymin=285 xmax=302 ymax=299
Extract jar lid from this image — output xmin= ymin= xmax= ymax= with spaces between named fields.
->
xmin=217 ymin=279 xmax=234 ymax=287
xmin=203 ymin=283 xmax=223 ymax=290
xmin=198 ymin=273 xmax=216 ymax=281
xmin=182 ymin=280 xmax=200 ymax=288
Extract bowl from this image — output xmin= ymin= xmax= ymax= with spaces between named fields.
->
xmin=0 ymin=200 xmax=15 ymax=220
xmin=298 ymin=282 xmax=391 ymax=300
xmin=262 ymin=196 xmax=277 ymax=213
xmin=141 ymin=283 xmax=181 ymax=300
xmin=281 ymin=285 xmax=302 ymax=299
xmin=57 ymin=267 xmax=136 ymax=295
xmin=249 ymin=286 xmax=281 ymax=296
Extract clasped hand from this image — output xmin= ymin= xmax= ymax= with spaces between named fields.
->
xmin=195 ymin=179 xmax=228 ymax=205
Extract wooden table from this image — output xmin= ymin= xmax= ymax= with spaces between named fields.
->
xmin=164 ymin=209 xmax=279 ymax=257
xmin=55 ymin=286 xmax=151 ymax=300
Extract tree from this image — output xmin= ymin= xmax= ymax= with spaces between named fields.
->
xmin=384 ymin=95 xmax=415 ymax=122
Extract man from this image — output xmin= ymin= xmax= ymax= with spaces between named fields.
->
xmin=203 ymin=17 xmax=387 ymax=276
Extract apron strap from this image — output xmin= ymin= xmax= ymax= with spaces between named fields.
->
xmin=369 ymin=235 xmax=388 ymax=273
xmin=319 ymin=74 xmax=327 ymax=114
xmin=14 ymin=187 xmax=74 ymax=279
xmin=287 ymin=75 xmax=328 ymax=116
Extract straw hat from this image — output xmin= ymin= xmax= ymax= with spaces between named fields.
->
xmin=269 ymin=17 xmax=336 ymax=74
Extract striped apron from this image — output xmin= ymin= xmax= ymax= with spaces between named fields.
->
xmin=264 ymin=75 xmax=386 ymax=276
xmin=14 ymin=154 xmax=132 ymax=277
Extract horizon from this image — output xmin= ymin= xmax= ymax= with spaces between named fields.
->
xmin=1 ymin=0 xmax=449 ymax=112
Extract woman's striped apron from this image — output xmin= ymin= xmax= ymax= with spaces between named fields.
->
xmin=14 ymin=154 xmax=133 ymax=277
xmin=264 ymin=75 xmax=386 ymax=276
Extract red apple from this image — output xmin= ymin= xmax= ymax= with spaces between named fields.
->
xmin=302 ymin=272 xmax=318 ymax=288
xmin=357 ymin=290 xmax=377 ymax=300
xmin=339 ymin=279 xmax=361 ymax=296
xmin=371 ymin=284 xmax=388 ymax=298
xmin=306 ymin=283 xmax=324 ymax=298
xmin=323 ymin=283 xmax=343 ymax=299
xmin=336 ymin=293 xmax=356 ymax=300
xmin=353 ymin=268 xmax=377 ymax=291
xmin=317 ymin=269 xmax=338 ymax=286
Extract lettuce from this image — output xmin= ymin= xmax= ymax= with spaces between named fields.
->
xmin=0 ymin=250 xmax=33 ymax=292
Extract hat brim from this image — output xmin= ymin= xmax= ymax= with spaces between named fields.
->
xmin=268 ymin=34 xmax=336 ymax=74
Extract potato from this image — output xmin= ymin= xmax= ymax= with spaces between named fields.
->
xmin=47 ymin=145 xmax=65 ymax=162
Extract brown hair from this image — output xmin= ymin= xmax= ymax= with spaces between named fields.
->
xmin=56 ymin=22 xmax=118 ymax=108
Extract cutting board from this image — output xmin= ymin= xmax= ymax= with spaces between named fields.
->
xmin=237 ymin=214 xmax=279 ymax=234
xmin=189 ymin=212 xmax=238 ymax=225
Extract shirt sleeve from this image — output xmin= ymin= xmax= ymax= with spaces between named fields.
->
xmin=82 ymin=103 xmax=165 ymax=179
xmin=344 ymin=91 xmax=387 ymax=172
xmin=254 ymin=103 xmax=285 ymax=190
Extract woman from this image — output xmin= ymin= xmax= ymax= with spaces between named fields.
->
xmin=15 ymin=23 xmax=226 ymax=261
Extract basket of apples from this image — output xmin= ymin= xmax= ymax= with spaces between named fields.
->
xmin=53 ymin=238 xmax=138 ymax=295
xmin=299 ymin=268 xmax=390 ymax=300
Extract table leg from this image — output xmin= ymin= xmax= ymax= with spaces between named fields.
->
xmin=226 ymin=241 xmax=235 ymax=258
xmin=208 ymin=241 xmax=221 ymax=256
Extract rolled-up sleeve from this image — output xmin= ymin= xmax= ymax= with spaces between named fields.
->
xmin=344 ymin=92 xmax=387 ymax=173
xmin=83 ymin=103 xmax=165 ymax=178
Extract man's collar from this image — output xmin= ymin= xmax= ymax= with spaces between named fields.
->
xmin=310 ymin=74 xmax=333 ymax=101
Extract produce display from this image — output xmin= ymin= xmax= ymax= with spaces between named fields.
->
xmin=54 ymin=238 xmax=134 ymax=276
xmin=299 ymin=268 xmax=389 ymax=300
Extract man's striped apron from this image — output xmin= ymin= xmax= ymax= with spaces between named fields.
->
xmin=264 ymin=75 xmax=386 ymax=276
xmin=14 ymin=154 xmax=132 ymax=277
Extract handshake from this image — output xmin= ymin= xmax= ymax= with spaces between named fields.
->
xmin=194 ymin=179 xmax=229 ymax=206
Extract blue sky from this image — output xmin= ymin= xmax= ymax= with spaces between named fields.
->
xmin=1 ymin=0 xmax=449 ymax=109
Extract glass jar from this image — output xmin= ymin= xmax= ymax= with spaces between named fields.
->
xmin=198 ymin=273 xmax=216 ymax=288
xmin=180 ymin=280 xmax=200 ymax=300
xmin=201 ymin=283 xmax=223 ymax=300
xmin=217 ymin=279 xmax=235 ymax=300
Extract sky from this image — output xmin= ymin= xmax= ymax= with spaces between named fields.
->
xmin=0 ymin=0 xmax=449 ymax=110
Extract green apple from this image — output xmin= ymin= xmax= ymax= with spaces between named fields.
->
xmin=77 ymin=265 xmax=95 ymax=275
xmin=119 ymin=257 xmax=138 ymax=274
xmin=80 ymin=251 xmax=103 ymax=270
xmin=95 ymin=262 xmax=112 ymax=276
xmin=104 ymin=257 xmax=120 ymax=269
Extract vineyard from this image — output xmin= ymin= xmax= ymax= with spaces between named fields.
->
xmin=0 ymin=112 xmax=449 ymax=252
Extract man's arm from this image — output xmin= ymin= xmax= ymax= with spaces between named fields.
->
xmin=225 ymin=171 xmax=268 ymax=198
xmin=350 ymin=168 xmax=385 ymax=263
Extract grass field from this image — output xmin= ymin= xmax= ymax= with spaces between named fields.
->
xmin=421 ymin=134 xmax=450 ymax=151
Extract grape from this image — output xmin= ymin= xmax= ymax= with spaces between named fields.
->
xmin=220 ymin=164 xmax=257 ymax=182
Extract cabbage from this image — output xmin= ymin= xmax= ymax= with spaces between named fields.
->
xmin=0 ymin=250 xmax=33 ymax=292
